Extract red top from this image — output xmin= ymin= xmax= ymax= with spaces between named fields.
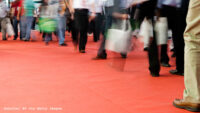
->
xmin=11 ymin=0 xmax=25 ymax=17
xmin=11 ymin=0 xmax=22 ymax=16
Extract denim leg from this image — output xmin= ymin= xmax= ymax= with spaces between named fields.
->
xmin=13 ymin=17 xmax=19 ymax=39
xmin=25 ymin=16 xmax=34 ymax=40
xmin=58 ymin=16 xmax=66 ymax=45
xmin=20 ymin=16 xmax=27 ymax=39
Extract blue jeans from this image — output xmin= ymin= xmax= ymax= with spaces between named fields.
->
xmin=20 ymin=16 xmax=27 ymax=39
xmin=13 ymin=17 xmax=20 ymax=39
xmin=57 ymin=16 xmax=66 ymax=45
xmin=25 ymin=16 xmax=34 ymax=40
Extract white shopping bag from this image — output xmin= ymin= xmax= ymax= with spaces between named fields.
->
xmin=6 ymin=18 xmax=15 ymax=36
xmin=139 ymin=18 xmax=153 ymax=47
xmin=155 ymin=17 xmax=168 ymax=45
xmin=106 ymin=20 xmax=132 ymax=54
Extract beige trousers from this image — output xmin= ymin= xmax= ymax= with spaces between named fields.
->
xmin=183 ymin=0 xmax=200 ymax=103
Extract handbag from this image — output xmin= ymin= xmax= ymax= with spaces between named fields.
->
xmin=6 ymin=18 xmax=15 ymax=36
xmin=106 ymin=20 xmax=132 ymax=54
xmin=155 ymin=17 xmax=168 ymax=45
xmin=38 ymin=17 xmax=57 ymax=33
xmin=138 ymin=18 xmax=153 ymax=47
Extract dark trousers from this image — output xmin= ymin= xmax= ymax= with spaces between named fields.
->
xmin=161 ymin=5 xmax=185 ymax=72
xmin=72 ymin=9 xmax=89 ymax=51
xmin=173 ymin=10 xmax=186 ymax=72
xmin=148 ymin=19 xmax=160 ymax=75
xmin=160 ymin=44 xmax=169 ymax=64
xmin=97 ymin=14 xmax=112 ymax=56
xmin=13 ymin=17 xmax=20 ymax=39
xmin=94 ymin=13 xmax=104 ymax=42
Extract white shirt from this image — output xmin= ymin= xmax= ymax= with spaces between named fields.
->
xmin=95 ymin=0 xmax=103 ymax=13
xmin=0 ymin=1 xmax=9 ymax=18
xmin=103 ymin=0 xmax=114 ymax=7
xmin=73 ymin=0 xmax=94 ymax=10
xmin=157 ymin=0 xmax=182 ymax=8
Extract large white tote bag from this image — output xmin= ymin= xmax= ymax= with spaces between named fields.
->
xmin=105 ymin=20 xmax=132 ymax=54
xmin=6 ymin=18 xmax=15 ymax=36
xmin=155 ymin=17 xmax=168 ymax=45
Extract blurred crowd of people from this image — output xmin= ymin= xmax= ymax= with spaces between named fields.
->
xmin=1 ymin=0 xmax=200 ymax=112
xmin=0 ymin=0 xmax=188 ymax=76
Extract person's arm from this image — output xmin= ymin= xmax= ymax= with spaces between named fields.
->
xmin=68 ymin=0 xmax=74 ymax=19
xmin=129 ymin=0 xmax=149 ymax=8
xmin=17 ymin=7 xmax=21 ymax=21
xmin=89 ymin=0 xmax=96 ymax=22
xmin=112 ymin=0 xmax=128 ymax=20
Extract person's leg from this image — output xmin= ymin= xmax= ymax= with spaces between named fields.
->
xmin=175 ymin=10 xmax=186 ymax=73
xmin=13 ymin=17 xmax=19 ymax=40
xmin=148 ymin=19 xmax=160 ymax=77
xmin=79 ymin=10 xmax=89 ymax=52
xmin=24 ymin=16 xmax=34 ymax=41
xmin=160 ymin=44 xmax=170 ymax=67
xmin=58 ymin=16 xmax=67 ymax=45
xmin=173 ymin=0 xmax=200 ymax=111
xmin=94 ymin=13 xmax=103 ymax=42
xmin=1 ymin=18 xmax=7 ymax=40
xmin=20 ymin=16 xmax=27 ymax=40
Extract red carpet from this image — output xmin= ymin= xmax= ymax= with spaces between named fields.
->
xmin=0 ymin=33 xmax=190 ymax=113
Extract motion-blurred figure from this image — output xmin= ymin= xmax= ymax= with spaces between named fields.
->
xmin=0 ymin=0 xmax=9 ymax=40
xmin=69 ymin=0 xmax=95 ymax=53
xmin=23 ymin=0 xmax=35 ymax=41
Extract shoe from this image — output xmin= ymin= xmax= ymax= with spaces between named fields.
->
xmin=169 ymin=69 xmax=184 ymax=76
xmin=173 ymin=99 xmax=200 ymax=112
xmin=60 ymin=43 xmax=67 ymax=46
xmin=161 ymin=63 xmax=171 ymax=67
xmin=13 ymin=37 xmax=17 ymax=40
xmin=92 ymin=55 xmax=107 ymax=60
xmin=143 ymin=47 xmax=149 ymax=51
xmin=23 ymin=38 xmax=29 ymax=42
xmin=121 ymin=53 xmax=127 ymax=59
xmin=150 ymin=72 xmax=159 ymax=77
xmin=2 ymin=38 xmax=7 ymax=41
xmin=79 ymin=50 xmax=86 ymax=53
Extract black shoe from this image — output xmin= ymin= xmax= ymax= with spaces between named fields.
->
xmin=144 ymin=47 xmax=149 ymax=51
xmin=151 ymin=72 xmax=159 ymax=77
xmin=161 ymin=63 xmax=171 ymax=67
xmin=2 ymin=38 xmax=7 ymax=41
xmin=60 ymin=43 xmax=67 ymax=46
xmin=169 ymin=69 xmax=184 ymax=76
xmin=92 ymin=55 xmax=107 ymax=60
xmin=79 ymin=50 xmax=86 ymax=53
xmin=121 ymin=53 xmax=127 ymax=59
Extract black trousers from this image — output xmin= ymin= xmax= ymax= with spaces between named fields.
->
xmin=161 ymin=6 xmax=185 ymax=72
xmin=93 ymin=13 xmax=104 ymax=42
xmin=173 ymin=10 xmax=186 ymax=72
xmin=72 ymin=9 xmax=89 ymax=51
xmin=148 ymin=20 xmax=160 ymax=75
xmin=160 ymin=44 xmax=169 ymax=64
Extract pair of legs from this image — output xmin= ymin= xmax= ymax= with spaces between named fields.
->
xmin=0 ymin=17 xmax=7 ymax=40
xmin=71 ymin=9 xmax=89 ymax=52
xmin=57 ymin=15 xmax=67 ymax=46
